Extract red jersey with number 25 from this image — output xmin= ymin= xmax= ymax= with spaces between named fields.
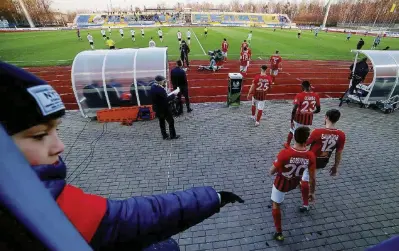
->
xmin=252 ymin=74 xmax=273 ymax=101
xmin=270 ymin=55 xmax=282 ymax=70
xmin=293 ymin=91 xmax=320 ymax=125
xmin=240 ymin=51 xmax=249 ymax=66
xmin=273 ymin=147 xmax=316 ymax=192
xmin=221 ymin=41 xmax=229 ymax=52
xmin=307 ymin=128 xmax=346 ymax=161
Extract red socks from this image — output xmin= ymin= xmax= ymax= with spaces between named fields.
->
xmin=301 ymin=181 xmax=309 ymax=206
xmin=256 ymin=110 xmax=263 ymax=122
xmin=272 ymin=208 xmax=282 ymax=233
xmin=251 ymin=105 xmax=256 ymax=116
xmin=286 ymin=132 xmax=293 ymax=145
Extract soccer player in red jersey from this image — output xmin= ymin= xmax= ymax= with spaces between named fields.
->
xmin=241 ymin=40 xmax=248 ymax=52
xmin=307 ymin=109 xmax=346 ymax=175
xmin=247 ymin=65 xmax=274 ymax=126
xmin=221 ymin=38 xmax=229 ymax=62
xmin=270 ymin=126 xmax=316 ymax=241
xmin=240 ymin=47 xmax=250 ymax=74
xmin=269 ymin=50 xmax=282 ymax=82
xmin=247 ymin=47 xmax=252 ymax=67
xmin=284 ymin=81 xmax=321 ymax=148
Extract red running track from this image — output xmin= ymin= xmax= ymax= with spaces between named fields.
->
xmin=24 ymin=60 xmax=368 ymax=110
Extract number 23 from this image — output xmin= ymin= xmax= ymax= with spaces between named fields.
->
xmin=301 ymin=100 xmax=316 ymax=113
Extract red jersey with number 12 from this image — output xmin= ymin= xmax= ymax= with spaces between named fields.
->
xmin=270 ymin=55 xmax=282 ymax=70
xmin=273 ymin=147 xmax=316 ymax=192
xmin=252 ymin=74 xmax=273 ymax=101
xmin=307 ymin=128 xmax=346 ymax=161
xmin=293 ymin=91 xmax=320 ymax=125
xmin=240 ymin=51 xmax=249 ymax=66
xmin=222 ymin=41 xmax=229 ymax=52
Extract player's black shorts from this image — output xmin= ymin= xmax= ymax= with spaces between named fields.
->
xmin=102 ymin=34 xmax=106 ymax=37
xmin=110 ymin=46 xmax=115 ymax=49
xmin=159 ymin=36 xmax=163 ymax=39
xmin=178 ymin=38 xmax=181 ymax=41
xmin=187 ymin=37 xmax=191 ymax=40
xmin=121 ymin=34 xmax=124 ymax=37
xmin=132 ymin=35 xmax=135 ymax=37
xmin=316 ymin=158 xmax=329 ymax=169
xmin=298 ymin=33 xmax=301 ymax=36
xmin=204 ymin=32 xmax=208 ymax=35
xmin=142 ymin=33 xmax=144 ymax=36
xmin=89 ymin=42 xmax=93 ymax=45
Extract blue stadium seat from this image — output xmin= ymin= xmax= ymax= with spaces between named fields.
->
xmin=210 ymin=15 xmax=222 ymax=22
xmin=76 ymin=15 xmax=90 ymax=24
xmin=237 ymin=15 xmax=250 ymax=21
xmin=130 ymin=81 xmax=155 ymax=106
xmin=105 ymin=82 xmax=124 ymax=107
xmin=82 ymin=83 xmax=108 ymax=108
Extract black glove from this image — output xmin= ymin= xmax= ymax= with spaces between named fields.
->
xmin=218 ymin=191 xmax=244 ymax=207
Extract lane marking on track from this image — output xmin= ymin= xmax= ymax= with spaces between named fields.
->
xmin=191 ymin=29 xmax=206 ymax=55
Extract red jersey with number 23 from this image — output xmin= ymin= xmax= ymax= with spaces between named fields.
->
xmin=252 ymin=74 xmax=273 ymax=101
xmin=273 ymin=147 xmax=316 ymax=192
xmin=240 ymin=51 xmax=249 ymax=66
xmin=307 ymin=128 xmax=346 ymax=161
xmin=293 ymin=91 xmax=320 ymax=125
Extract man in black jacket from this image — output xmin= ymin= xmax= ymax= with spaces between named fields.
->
xmin=171 ymin=60 xmax=192 ymax=115
xmin=150 ymin=75 xmax=180 ymax=140
xmin=356 ymin=38 xmax=365 ymax=50
xmin=180 ymin=40 xmax=190 ymax=68
xmin=349 ymin=57 xmax=369 ymax=94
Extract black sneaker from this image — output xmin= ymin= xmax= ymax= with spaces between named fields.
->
xmin=169 ymin=135 xmax=180 ymax=140
xmin=299 ymin=205 xmax=310 ymax=213
xmin=273 ymin=232 xmax=284 ymax=241
xmin=163 ymin=134 xmax=170 ymax=140
xmin=187 ymin=108 xmax=193 ymax=113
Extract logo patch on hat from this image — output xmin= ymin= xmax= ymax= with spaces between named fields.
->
xmin=27 ymin=85 xmax=65 ymax=116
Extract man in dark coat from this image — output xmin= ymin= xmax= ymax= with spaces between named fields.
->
xmin=356 ymin=38 xmax=365 ymax=50
xmin=150 ymin=75 xmax=180 ymax=140
xmin=180 ymin=40 xmax=190 ymax=68
xmin=349 ymin=57 xmax=369 ymax=94
xmin=0 ymin=62 xmax=245 ymax=251
xmin=171 ymin=60 xmax=192 ymax=115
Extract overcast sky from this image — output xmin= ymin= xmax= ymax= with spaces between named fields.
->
xmin=51 ymin=0 xmax=311 ymax=12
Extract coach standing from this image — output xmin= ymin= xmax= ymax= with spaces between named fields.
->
xmin=171 ymin=60 xmax=193 ymax=115
xmin=180 ymin=40 xmax=190 ymax=68
xmin=150 ymin=75 xmax=180 ymax=140
xmin=357 ymin=38 xmax=365 ymax=50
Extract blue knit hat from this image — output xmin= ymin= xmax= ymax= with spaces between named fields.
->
xmin=0 ymin=62 xmax=65 ymax=135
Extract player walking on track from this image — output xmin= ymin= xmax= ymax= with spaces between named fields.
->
xmin=221 ymin=38 xmax=229 ymax=62
xmin=284 ymin=81 xmax=321 ymax=149
xmin=177 ymin=30 xmax=182 ymax=44
xmin=186 ymin=29 xmax=191 ymax=45
xmin=270 ymin=126 xmax=316 ymax=241
xmin=87 ymin=33 xmax=94 ymax=49
xmin=239 ymin=47 xmax=250 ymax=74
xmin=269 ymin=51 xmax=282 ymax=82
xmin=306 ymin=109 xmax=346 ymax=174
xmin=247 ymin=65 xmax=274 ymax=126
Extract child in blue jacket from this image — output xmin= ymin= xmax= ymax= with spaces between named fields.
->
xmin=0 ymin=62 xmax=244 ymax=250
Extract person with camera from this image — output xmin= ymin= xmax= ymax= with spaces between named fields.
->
xmin=150 ymin=75 xmax=180 ymax=140
xmin=180 ymin=40 xmax=190 ymax=68
xmin=171 ymin=60 xmax=193 ymax=115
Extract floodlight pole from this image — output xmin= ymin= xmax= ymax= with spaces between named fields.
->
xmin=17 ymin=0 xmax=35 ymax=28
xmin=321 ymin=0 xmax=332 ymax=29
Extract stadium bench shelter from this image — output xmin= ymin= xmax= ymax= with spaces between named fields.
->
xmin=71 ymin=48 xmax=169 ymax=118
xmin=346 ymin=50 xmax=399 ymax=109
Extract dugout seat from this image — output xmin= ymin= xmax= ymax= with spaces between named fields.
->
xmin=82 ymin=83 xmax=108 ymax=108
xmin=130 ymin=81 xmax=155 ymax=106
xmin=105 ymin=82 xmax=124 ymax=107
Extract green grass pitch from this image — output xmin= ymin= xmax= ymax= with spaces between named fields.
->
xmin=0 ymin=27 xmax=397 ymax=67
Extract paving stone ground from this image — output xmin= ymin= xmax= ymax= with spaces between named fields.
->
xmin=60 ymin=100 xmax=399 ymax=251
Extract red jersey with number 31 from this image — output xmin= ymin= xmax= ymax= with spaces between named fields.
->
xmin=252 ymin=74 xmax=273 ymax=101
xmin=240 ymin=51 xmax=249 ymax=66
xmin=273 ymin=147 xmax=316 ymax=192
xmin=293 ymin=91 xmax=320 ymax=125
xmin=307 ymin=128 xmax=346 ymax=161
xmin=270 ymin=55 xmax=282 ymax=70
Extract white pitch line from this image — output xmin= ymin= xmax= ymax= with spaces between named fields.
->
xmin=191 ymin=29 xmax=206 ymax=55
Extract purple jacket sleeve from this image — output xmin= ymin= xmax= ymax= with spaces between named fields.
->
xmin=90 ymin=187 xmax=220 ymax=250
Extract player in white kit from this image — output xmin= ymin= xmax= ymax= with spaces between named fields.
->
xmin=101 ymin=29 xmax=106 ymax=40
xmin=247 ymin=31 xmax=253 ymax=46
xmin=141 ymin=28 xmax=145 ymax=38
xmin=108 ymin=27 xmax=111 ymax=35
xmin=149 ymin=37 xmax=156 ymax=47
xmin=186 ymin=29 xmax=191 ymax=45
xmin=119 ymin=28 xmax=124 ymax=38
xmin=158 ymin=28 xmax=163 ymax=42
xmin=130 ymin=29 xmax=135 ymax=41
xmin=87 ymin=33 xmax=94 ymax=49
xmin=177 ymin=30 xmax=182 ymax=44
